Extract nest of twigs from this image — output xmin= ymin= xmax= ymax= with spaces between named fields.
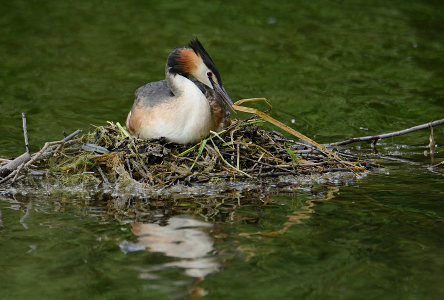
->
xmin=10 ymin=118 xmax=365 ymax=188
xmin=0 ymin=97 xmax=377 ymax=191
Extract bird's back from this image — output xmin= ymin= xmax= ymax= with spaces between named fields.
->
xmin=132 ymin=80 xmax=174 ymax=109
xmin=132 ymin=78 xmax=216 ymax=108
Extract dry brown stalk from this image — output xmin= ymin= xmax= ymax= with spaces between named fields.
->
xmin=232 ymin=98 xmax=363 ymax=172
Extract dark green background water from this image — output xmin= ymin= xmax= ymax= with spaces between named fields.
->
xmin=1 ymin=0 xmax=443 ymax=299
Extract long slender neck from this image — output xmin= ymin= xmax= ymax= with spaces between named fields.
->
xmin=165 ymin=67 xmax=188 ymax=96
xmin=163 ymin=66 xmax=212 ymax=142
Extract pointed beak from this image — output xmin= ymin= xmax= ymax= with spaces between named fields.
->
xmin=209 ymin=77 xmax=235 ymax=113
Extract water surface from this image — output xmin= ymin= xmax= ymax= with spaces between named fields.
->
xmin=1 ymin=0 xmax=443 ymax=299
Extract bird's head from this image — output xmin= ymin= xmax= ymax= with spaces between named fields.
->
xmin=167 ymin=39 xmax=234 ymax=112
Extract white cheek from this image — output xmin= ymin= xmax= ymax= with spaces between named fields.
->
xmin=196 ymin=64 xmax=212 ymax=87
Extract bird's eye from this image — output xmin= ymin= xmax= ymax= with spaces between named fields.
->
xmin=207 ymin=71 xmax=213 ymax=77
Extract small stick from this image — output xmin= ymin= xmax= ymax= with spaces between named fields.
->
xmin=0 ymin=168 xmax=19 ymax=184
xmin=1 ymin=129 xmax=80 ymax=184
xmin=25 ymin=141 xmax=64 ymax=168
xmin=125 ymin=158 xmax=133 ymax=178
xmin=96 ymin=166 xmax=109 ymax=184
xmin=0 ymin=152 xmax=31 ymax=178
xmin=11 ymin=162 xmax=26 ymax=183
xmin=331 ymin=118 xmax=444 ymax=146
xmin=62 ymin=129 xmax=82 ymax=142
xmin=209 ymin=137 xmax=252 ymax=178
xmin=232 ymin=141 xmax=281 ymax=163
xmin=258 ymin=163 xmax=264 ymax=177
xmin=429 ymin=161 xmax=444 ymax=169
xmin=1 ymin=141 xmax=62 ymax=184
xmin=22 ymin=112 xmax=30 ymax=154
xmin=130 ymin=158 xmax=153 ymax=183
xmin=221 ymin=151 xmax=297 ymax=175
xmin=36 ymin=129 xmax=82 ymax=160
xmin=250 ymin=152 xmax=265 ymax=170
xmin=429 ymin=125 xmax=435 ymax=163
xmin=236 ymin=143 xmax=240 ymax=170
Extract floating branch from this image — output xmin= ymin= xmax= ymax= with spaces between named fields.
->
xmin=0 ymin=113 xmax=33 ymax=178
xmin=0 ymin=128 xmax=82 ymax=184
xmin=429 ymin=161 xmax=444 ymax=169
xmin=0 ymin=152 xmax=31 ymax=179
xmin=331 ymin=119 xmax=444 ymax=146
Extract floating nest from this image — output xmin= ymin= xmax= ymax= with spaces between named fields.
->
xmin=2 ymin=117 xmax=370 ymax=188
xmin=2 ymin=104 xmax=440 ymax=219
xmin=0 ymin=97 xmax=381 ymax=197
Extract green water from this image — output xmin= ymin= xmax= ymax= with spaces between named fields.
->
xmin=1 ymin=0 xmax=443 ymax=299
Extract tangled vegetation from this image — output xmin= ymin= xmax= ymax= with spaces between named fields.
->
xmin=1 ymin=98 xmax=383 ymax=193
xmin=2 ymin=118 xmax=367 ymax=188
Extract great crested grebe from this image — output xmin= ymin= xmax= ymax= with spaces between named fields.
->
xmin=125 ymin=39 xmax=234 ymax=144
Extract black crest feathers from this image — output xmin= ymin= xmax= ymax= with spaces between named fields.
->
xmin=166 ymin=39 xmax=224 ymax=86
xmin=189 ymin=38 xmax=223 ymax=86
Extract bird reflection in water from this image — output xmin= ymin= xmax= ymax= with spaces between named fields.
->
xmin=119 ymin=215 xmax=218 ymax=295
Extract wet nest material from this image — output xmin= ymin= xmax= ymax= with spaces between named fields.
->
xmin=0 ymin=118 xmax=374 ymax=194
